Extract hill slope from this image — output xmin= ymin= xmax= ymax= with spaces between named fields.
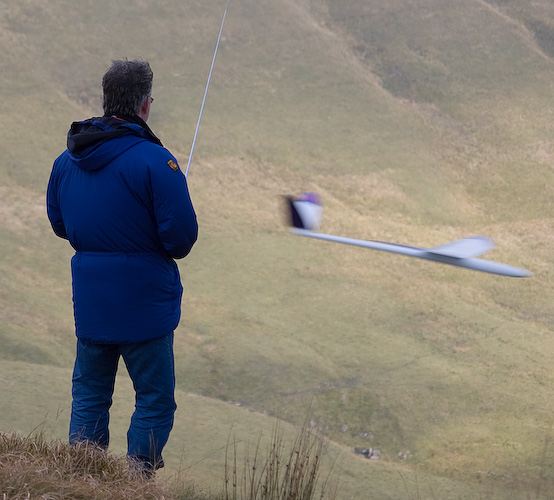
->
xmin=1 ymin=0 xmax=554 ymax=497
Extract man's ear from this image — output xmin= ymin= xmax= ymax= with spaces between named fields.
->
xmin=138 ymin=97 xmax=150 ymax=121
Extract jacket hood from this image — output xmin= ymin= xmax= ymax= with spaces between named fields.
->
xmin=67 ymin=115 xmax=163 ymax=171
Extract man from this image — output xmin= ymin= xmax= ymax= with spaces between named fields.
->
xmin=47 ymin=59 xmax=198 ymax=475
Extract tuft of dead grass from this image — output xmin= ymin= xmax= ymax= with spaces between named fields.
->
xmin=224 ymin=421 xmax=339 ymax=500
xmin=0 ymin=431 xmax=172 ymax=500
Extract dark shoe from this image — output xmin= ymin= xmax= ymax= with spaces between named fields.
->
xmin=128 ymin=456 xmax=158 ymax=480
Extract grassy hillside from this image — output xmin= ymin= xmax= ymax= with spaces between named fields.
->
xmin=2 ymin=0 xmax=554 ymax=498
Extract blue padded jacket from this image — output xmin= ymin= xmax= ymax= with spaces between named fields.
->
xmin=47 ymin=116 xmax=198 ymax=343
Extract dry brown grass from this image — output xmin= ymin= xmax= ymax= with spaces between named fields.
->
xmin=0 ymin=431 xmax=172 ymax=500
xmin=224 ymin=422 xmax=338 ymax=500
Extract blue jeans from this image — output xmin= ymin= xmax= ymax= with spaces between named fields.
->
xmin=69 ymin=333 xmax=177 ymax=470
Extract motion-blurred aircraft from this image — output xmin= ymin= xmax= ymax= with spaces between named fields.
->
xmin=286 ymin=193 xmax=532 ymax=278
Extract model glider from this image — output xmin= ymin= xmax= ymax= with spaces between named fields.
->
xmin=286 ymin=193 xmax=532 ymax=278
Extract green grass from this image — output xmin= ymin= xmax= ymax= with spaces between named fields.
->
xmin=2 ymin=0 xmax=554 ymax=498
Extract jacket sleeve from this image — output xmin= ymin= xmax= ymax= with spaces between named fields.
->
xmin=149 ymin=154 xmax=198 ymax=259
xmin=46 ymin=161 xmax=68 ymax=240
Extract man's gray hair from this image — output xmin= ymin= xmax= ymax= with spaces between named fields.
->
xmin=102 ymin=59 xmax=153 ymax=117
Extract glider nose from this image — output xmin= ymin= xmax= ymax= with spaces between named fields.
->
xmin=286 ymin=193 xmax=323 ymax=230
